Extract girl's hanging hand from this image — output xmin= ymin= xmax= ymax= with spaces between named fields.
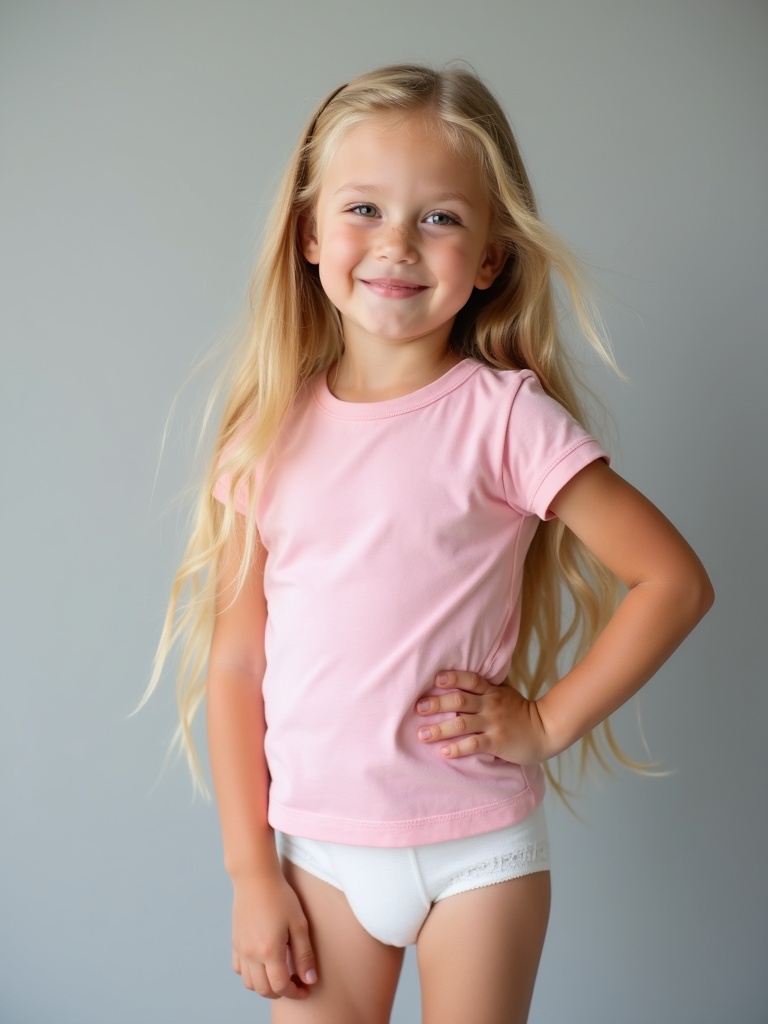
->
xmin=416 ymin=672 xmax=551 ymax=765
xmin=231 ymin=869 xmax=318 ymax=1000
xmin=208 ymin=522 xmax=319 ymax=1000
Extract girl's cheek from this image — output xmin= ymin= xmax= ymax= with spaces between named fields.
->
xmin=330 ymin=229 xmax=366 ymax=259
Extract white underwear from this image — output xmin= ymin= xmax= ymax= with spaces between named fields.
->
xmin=276 ymin=804 xmax=550 ymax=947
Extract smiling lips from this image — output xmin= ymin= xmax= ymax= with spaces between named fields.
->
xmin=361 ymin=278 xmax=428 ymax=299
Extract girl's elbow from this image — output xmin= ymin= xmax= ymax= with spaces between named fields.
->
xmin=698 ymin=570 xmax=715 ymax=618
xmin=684 ymin=559 xmax=715 ymax=625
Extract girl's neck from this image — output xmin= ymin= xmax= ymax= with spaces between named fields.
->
xmin=328 ymin=346 xmax=463 ymax=403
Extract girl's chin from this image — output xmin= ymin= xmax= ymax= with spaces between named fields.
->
xmin=339 ymin=316 xmax=456 ymax=348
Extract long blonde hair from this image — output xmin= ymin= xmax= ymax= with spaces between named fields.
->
xmin=143 ymin=62 xmax=644 ymax=798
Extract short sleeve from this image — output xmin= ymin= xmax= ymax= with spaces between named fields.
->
xmin=211 ymin=426 xmax=263 ymax=516
xmin=212 ymin=468 xmax=251 ymax=515
xmin=501 ymin=371 xmax=609 ymax=520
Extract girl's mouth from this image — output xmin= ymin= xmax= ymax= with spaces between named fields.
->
xmin=361 ymin=278 xmax=427 ymax=298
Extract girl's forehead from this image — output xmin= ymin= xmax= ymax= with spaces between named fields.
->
xmin=340 ymin=111 xmax=460 ymax=151
xmin=322 ymin=112 xmax=484 ymax=187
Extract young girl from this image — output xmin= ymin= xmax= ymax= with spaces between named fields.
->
xmin=148 ymin=63 xmax=713 ymax=1023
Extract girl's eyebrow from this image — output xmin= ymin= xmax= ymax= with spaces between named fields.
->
xmin=333 ymin=183 xmax=474 ymax=205
xmin=333 ymin=183 xmax=380 ymax=196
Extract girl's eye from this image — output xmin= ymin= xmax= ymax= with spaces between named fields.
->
xmin=425 ymin=211 xmax=458 ymax=226
xmin=349 ymin=204 xmax=378 ymax=218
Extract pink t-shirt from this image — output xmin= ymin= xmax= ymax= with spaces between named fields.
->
xmin=213 ymin=358 xmax=608 ymax=846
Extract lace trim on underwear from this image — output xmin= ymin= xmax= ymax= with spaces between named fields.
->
xmin=445 ymin=840 xmax=549 ymax=887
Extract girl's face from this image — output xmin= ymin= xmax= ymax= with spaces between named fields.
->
xmin=302 ymin=113 xmax=505 ymax=355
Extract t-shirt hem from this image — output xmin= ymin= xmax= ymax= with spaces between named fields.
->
xmin=269 ymin=787 xmax=544 ymax=847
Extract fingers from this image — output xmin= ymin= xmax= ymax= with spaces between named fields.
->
xmin=230 ymin=875 xmax=318 ymax=1001
xmin=418 ymin=705 xmax=476 ymax=739
xmin=233 ymin=942 xmax=314 ymax=1001
xmin=288 ymin=918 xmax=319 ymax=988
xmin=416 ymin=671 xmax=502 ymax=759
xmin=417 ymin=669 xmax=488 ymax=715
xmin=437 ymin=734 xmax=486 ymax=758
xmin=415 ymin=671 xmax=486 ymax=752
xmin=417 ymin=671 xmax=489 ymax=711
xmin=435 ymin=670 xmax=490 ymax=693
xmin=263 ymin=949 xmax=291 ymax=997
xmin=417 ymin=689 xmax=480 ymax=717
xmin=419 ymin=713 xmax=489 ymax=756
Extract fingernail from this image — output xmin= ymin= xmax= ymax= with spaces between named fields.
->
xmin=306 ymin=969 xmax=317 ymax=984
xmin=418 ymin=727 xmax=431 ymax=740
xmin=436 ymin=672 xmax=449 ymax=685
xmin=417 ymin=699 xmax=430 ymax=712
xmin=440 ymin=746 xmax=451 ymax=756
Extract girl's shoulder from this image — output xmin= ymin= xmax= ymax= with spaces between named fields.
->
xmin=463 ymin=358 xmax=549 ymax=410
xmin=467 ymin=357 xmax=538 ymax=383
xmin=466 ymin=358 xmax=602 ymax=459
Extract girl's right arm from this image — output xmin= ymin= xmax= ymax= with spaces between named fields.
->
xmin=207 ymin=516 xmax=318 ymax=1000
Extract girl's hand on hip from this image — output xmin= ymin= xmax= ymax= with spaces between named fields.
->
xmin=231 ymin=870 xmax=318 ymax=1000
xmin=416 ymin=671 xmax=552 ymax=765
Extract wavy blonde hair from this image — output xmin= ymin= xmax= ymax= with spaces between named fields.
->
xmin=143 ymin=62 xmax=647 ymax=799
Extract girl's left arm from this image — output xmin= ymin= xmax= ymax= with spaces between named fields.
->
xmin=534 ymin=459 xmax=714 ymax=757
xmin=417 ymin=460 xmax=714 ymax=764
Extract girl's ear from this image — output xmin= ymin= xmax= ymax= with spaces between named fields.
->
xmin=299 ymin=215 xmax=320 ymax=265
xmin=474 ymin=242 xmax=507 ymax=290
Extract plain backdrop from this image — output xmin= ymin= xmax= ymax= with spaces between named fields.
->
xmin=1 ymin=2 xmax=766 ymax=1022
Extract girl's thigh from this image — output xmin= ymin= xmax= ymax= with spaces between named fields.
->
xmin=272 ymin=859 xmax=405 ymax=1024
xmin=416 ymin=870 xmax=551 ymax=1024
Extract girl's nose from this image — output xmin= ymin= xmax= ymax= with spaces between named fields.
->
xmin=375 ymin=222 xmax=418 ymax=262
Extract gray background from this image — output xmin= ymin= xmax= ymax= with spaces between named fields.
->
xmin=1 ymin=2 xmax=766 ymax=1022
